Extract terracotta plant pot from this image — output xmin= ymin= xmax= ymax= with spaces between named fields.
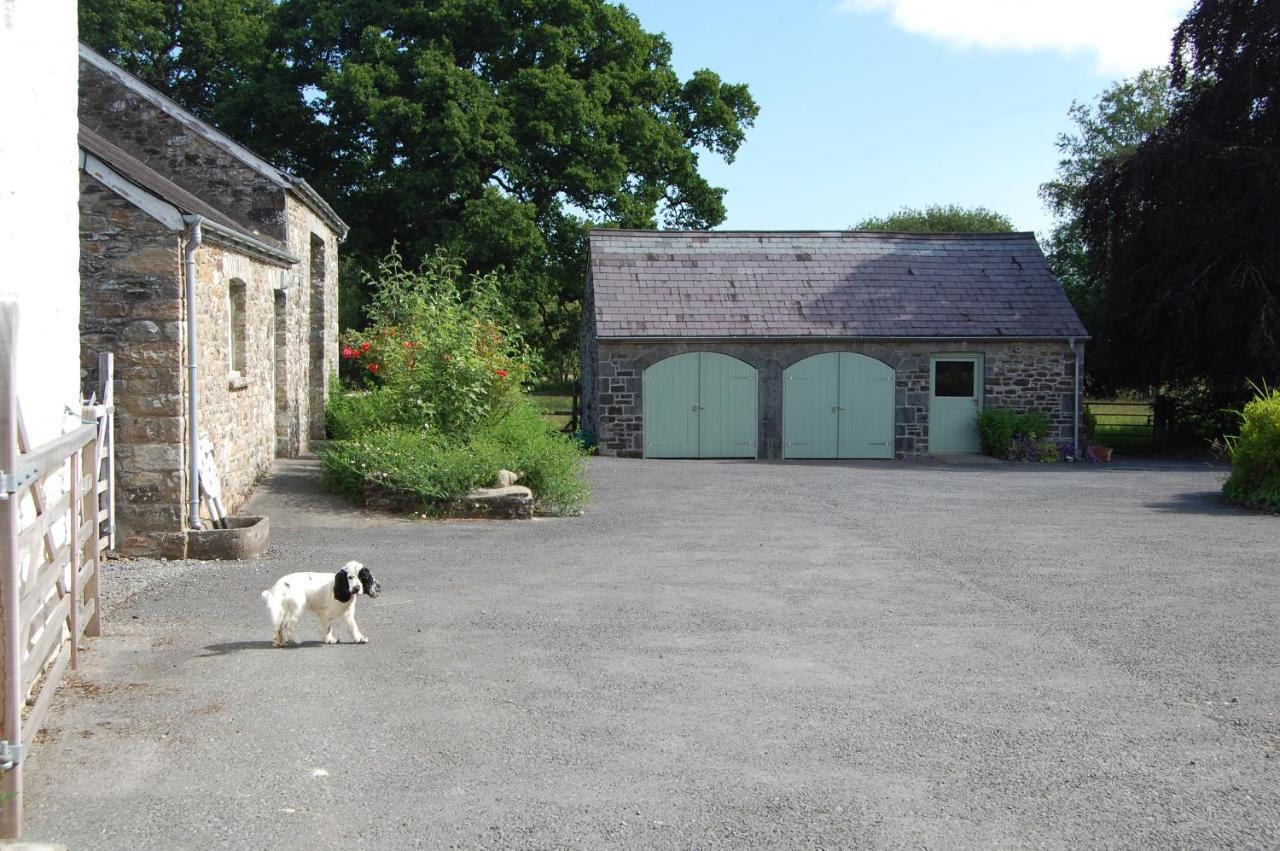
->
xmin=1089 ymin=445 xmax=1113 ymax=462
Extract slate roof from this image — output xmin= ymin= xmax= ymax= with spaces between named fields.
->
xmin=588 ymin=230 xmax=1088 ymax=340
xmin=79 ymin=43 xmax=349 ymax=240
xmin=80 ymin=127 xmax=300 ymax=266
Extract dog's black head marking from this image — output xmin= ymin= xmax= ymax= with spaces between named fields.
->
xmin=358 ymin=567 xmax=381 ymax=599
xmin=333 ymin=568 xmax=353 ymax=603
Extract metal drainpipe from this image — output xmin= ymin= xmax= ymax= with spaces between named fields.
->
xmin=1070 ymin=337 xmax=1082 ymax=459
xmin=183 ymin=216 xmax=203 ymax=530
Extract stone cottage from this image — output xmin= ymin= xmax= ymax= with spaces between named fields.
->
xmin=582 ymin=230 xmax=1088 ymax=460
xmin=78 ymin=44 xmax=349 ymax=556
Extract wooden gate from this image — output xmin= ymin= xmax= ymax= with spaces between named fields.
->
xmin=0 ymin=304 xmax=113 ymax=839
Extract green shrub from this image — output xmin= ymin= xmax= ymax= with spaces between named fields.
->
xmin=1222 ymin=385 xmax=1280 ymax=511
xmin=977 ymin=409 xmax=1050 ymax=457
xmin=325 ymin=383 xmax=403 ymax=440
xmin=321 ymin=399 xmax=590 ymax=515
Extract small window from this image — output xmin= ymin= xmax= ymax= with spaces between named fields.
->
xmin=934 ymin=360 xmax=975 ymax=397
xmin=229 ymin=279 xmax=247 ymax=378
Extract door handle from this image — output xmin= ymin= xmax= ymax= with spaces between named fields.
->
xmin=691 ymin=405 xmax=703 ymax=412
xmin=831 ymin=405 xmax=844 ymax=413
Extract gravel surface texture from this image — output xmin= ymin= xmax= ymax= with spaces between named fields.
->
xmin=19 ymin=456 xmax=1280 ymax=849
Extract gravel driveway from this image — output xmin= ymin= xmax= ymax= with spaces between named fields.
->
xmin=20 ymin=456 xmax=1280 ymax=849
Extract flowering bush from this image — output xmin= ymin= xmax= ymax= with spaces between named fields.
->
xmin=324 ymin=249 xmax=588 ymax=515
xmin=336 ymin=249 xmax=534 ymax=436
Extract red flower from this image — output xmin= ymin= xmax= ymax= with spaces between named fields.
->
xmin=368 ymin=363 xmax=380 ymax=374
xmin=495 ymin=369 xmax=508 ymax=378
xmin=341 ymin=346 xmax=354 ymax=359
xmin=403 ymin=341 xmax=417 ymax=349
xmin=360 ymin=342 xmax=371 ymax=353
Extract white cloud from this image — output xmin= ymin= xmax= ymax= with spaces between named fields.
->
xmin=837 ymin=0 xmax=1192 ymax=75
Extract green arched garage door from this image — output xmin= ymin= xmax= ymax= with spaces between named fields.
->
xmin=643 ymin=352 xmax=758 ymax=458
xmin=784 ymin=353 xmax=895 ymax=459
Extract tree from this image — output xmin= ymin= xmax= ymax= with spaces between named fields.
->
xmin=1079 ymin=0 xmax=1280 ymax=394
xmin=79 ymin=0 xmax=759 ymax=380
xmin=851 ymin=204 xmax=1015 ymax=233
xmin=1039 ymin=69 xmax=1174 ymax=342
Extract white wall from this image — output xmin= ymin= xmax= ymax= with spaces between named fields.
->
xmin=0 ymin=0 xmax=82 ymax=445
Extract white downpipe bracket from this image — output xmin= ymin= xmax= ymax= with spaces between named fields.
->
xmin=183 ymin=216 xmax=204 ymax=530
xmin=1069 ymin=337 xmax=1082 ymax=460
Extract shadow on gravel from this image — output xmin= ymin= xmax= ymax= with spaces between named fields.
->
xmin=1145 ymin=491 xmax=1243 ymax=515
xmin=200 ymin=639 xmax=375 ymax=656
xmin=199 ymin=640 xmax=284 ymax=657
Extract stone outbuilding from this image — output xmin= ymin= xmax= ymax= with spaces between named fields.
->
xmin=581 ymin=230 xmax=1088 ymax=460
xmin=78 ymin=44 xmax=349 ymax=556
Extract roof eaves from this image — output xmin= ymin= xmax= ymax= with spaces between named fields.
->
xmin=199 ymin=219 xmax=301 ymax=267
xmin=81 ymin=146 xmax=300 ymax=267
xmin=286 ymin=176 xmax=350 ymax=241
xmin=80 ymin=149 xmax=185 ymax=231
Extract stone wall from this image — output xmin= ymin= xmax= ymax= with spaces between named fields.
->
xmin=283 ymin=198 xmax=340 ymax=447
xmin=193 ymin=246 xmax=287 ymax=518
xmin=80 ymin=175 xmax=187 ymax=555
xmin=588 ymin=339 xmax=1082 ymax=459
xmin=79 ymin=58 xmax=289 ymax=240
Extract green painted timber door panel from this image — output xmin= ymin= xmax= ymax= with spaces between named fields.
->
xmin=643 ymin=352 xmax=700 ymax=457
xmin=698 ymin=353 xmax=758 ymax=458
xmin=928 ymin=355 xmax=982 ymax=453
xmin=785 ymin=352 xmax=896 ymax=459
xmin=836 ymin=353 xmax=895 ymax=459
xmin=783 ymin=352 xmax=840 ymax=458
xmin=644 ymin=352 xmax=758 ymax=458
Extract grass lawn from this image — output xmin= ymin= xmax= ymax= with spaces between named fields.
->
xmin=532 ymin=393 xmax=573 ymax=430
xmin=1087 ymin=400 xmax=1154 ymax=451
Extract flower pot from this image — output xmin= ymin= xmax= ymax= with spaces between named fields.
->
xmin=1089 ymin=445 xmax=1113 ymax=462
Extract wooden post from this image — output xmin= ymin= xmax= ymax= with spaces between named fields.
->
xmin=85 ymin=425 xmax=102 ymax=639
xmin=0 ymin=302 xmax=23 ymax=838
xmin=98 ymin=352 xmax=115 ymax=551
xmin=67 ymin=450 xmax=79 ymax=671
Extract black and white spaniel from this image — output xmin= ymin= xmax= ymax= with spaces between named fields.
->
xmin=261 ymin=560 xmax=381 ymax=647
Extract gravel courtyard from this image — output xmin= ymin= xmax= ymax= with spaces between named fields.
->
xmin=21 ymin=457 xmax=1280 ymax=849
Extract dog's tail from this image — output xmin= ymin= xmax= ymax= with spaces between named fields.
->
xmin=261 ymin=589 xmax=282 ymax=626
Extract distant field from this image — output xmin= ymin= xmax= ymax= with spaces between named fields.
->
xmin=532 ymin=393 xmax=573 ymax=430
xmin=1087 ymin=400 xmax=1154 ymax=451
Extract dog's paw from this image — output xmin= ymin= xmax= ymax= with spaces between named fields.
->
xmin=323 ymin=634 xmax=338 ymax=645
xmin=353 ymin=635 xmax=368 ymax=644
xmin=272 ymin=638 xmax=283 ymax=648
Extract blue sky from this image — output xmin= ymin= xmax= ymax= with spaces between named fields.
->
xmin=620 ymin=0 xmax=1191 ymax=237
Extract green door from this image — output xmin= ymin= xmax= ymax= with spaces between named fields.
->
xmin=837 ymin=354 xmax=895 ymax=459
xmin=784 ymin=353 xmax=895 ymax=459
xmin=698 ymin=352 xmax=758 ymax=458
xmin=783 ymin=353 xmax=840 ymax=458
xmin=928 ymin=355 xmax=982 ymax=453
xmin=643 ymin=353 xmax=700 ymax=458
xmin=643 ymin=352 xmax=757 ymax=458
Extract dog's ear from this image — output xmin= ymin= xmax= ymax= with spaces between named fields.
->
xmin=333 ymin=569 xmax=353 ymax=603
xmin=358 ymin=567 xmax=381 ymax=599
